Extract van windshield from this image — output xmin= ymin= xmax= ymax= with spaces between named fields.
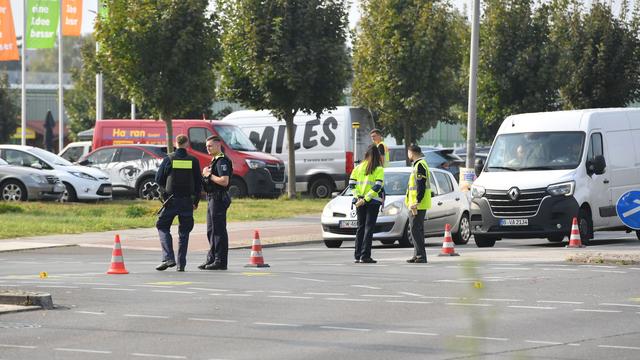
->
xmin=485 ymin=132 xmax=585 ymax=171
xmin=214 ymin=125 xmax=258 ymax=151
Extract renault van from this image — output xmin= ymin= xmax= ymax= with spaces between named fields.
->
xmin=92 ymin=119 xmax=285 ymax=197
xmin=223 ymin=107 xmax=375 ymax=198
xmin=470 ymin=108 xmax=640 ymax=247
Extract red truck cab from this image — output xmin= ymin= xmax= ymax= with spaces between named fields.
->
xmin=92 ymin=119 xmax=285 ymax=197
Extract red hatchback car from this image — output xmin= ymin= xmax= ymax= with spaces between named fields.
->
xmin=78 ymin=144 xmax=167 ymax=200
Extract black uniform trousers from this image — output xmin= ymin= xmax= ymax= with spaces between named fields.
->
xmin=409 ymin=209 xmax=427 ymax=260
xmin=156 ymin=196 xmax=194 ymax=268
xmin=205 ymin=193 xmax=231 ymax=267
xmin=354 ymin=201 xmax=381 ymax=261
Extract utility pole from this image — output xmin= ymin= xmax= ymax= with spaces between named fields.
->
xmin=465 ymin=0 xmax=480 ymax=171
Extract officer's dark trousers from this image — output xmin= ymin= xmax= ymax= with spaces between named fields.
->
xmin=355 ymin=202 xmax=381 ymax=260
xmin=206 ymin=193 xmax=231 ymax=267
xmin=410 ymin=209 xmax=427 ymax=260
xmin=156 ymin=196 xmax=194 ymax=268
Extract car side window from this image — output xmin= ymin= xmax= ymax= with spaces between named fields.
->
xmin=429 ymin=171 xmax=438 ymax=196
xmin=434 ymin=172 xmax=453 ymax=194
xmin=87 ymin=148 xmax=117 ymax=165
xmin=4 ymin=150 xmax=43 ymax=169
xmin=587 ymin=132 xmax=604 ymax=161
xmin=62 ymin=147 xmax=83 ymax=162
xmin=189 ymin=128 xmax=209 ymax=154
xmin=118 ymin=148 xmax=144 ymax=162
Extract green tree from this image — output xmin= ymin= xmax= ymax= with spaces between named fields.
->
xmin=476 ymin=0 xmax=560 ymax=142
xmin=0 ymin=74 xmax=18 ymax=143
xmin=28 ymin=37 xmax=86 ymax=73
xmin=96 ymin=0 xmax=220 ymax=152
xmin=218 ymin=0 xmax=351 ymax=198
xmin=353 ymin=0 xmax=467 ymax=151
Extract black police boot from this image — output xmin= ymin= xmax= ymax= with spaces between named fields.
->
xmin=155 ymin=261 xmax=176 ymax=271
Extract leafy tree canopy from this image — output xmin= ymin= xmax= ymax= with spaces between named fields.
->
xmin=0 ymin=74 xmax=18 ymax=143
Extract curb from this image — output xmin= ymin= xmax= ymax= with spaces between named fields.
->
xmin=566 ymin=252 xmax=640 ymax=265
xmin=0 ymin=290 xmax=54 ymax=310
xmin=0 ymin=244 xmax=77 ymax=254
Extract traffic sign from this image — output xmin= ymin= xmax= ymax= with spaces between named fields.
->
xmin=616 ymin=190 xmax=640 ymax=230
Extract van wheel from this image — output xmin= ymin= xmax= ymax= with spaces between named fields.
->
xmin=578 ymin=207 xmax=593 ymax=246
xmin=309 ymin=177 xmax=332 ymax=198
xmin=398 ymin=222 xmax=413 ymax=248
xmin=138 ymin=178 xmax=161 ymax=200
xmin=60 ymin=182 xmax=77 ymax=202
xmin=324 ymin=240 xmax=342 ymax=248
xmin=229 ymin=177 xmax=247 ymax=198
xmin=452 ymin=213 xmax=471 ymax=245
xmin=474 ymin=235 xmax=496 ymax=247
xmin=1 ymin=180 xmax=27 ymax=201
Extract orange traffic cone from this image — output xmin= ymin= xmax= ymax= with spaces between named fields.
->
xmin=107 ymin=234 xmax=129 ymax=274
xmin=566 ymin=217 xmax=585 ymax=248
xmin=245 ymin=230 xmax=270 ymax=268
xmin=438 ymin=224 xmax=460 ymax=257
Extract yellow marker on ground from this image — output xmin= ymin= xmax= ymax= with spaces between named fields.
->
xmin=39 ymin=272 xmax=48 ymax=279
xmin=473 ymin=281 xmax=483 ymax=289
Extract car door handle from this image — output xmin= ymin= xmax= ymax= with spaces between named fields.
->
xmin=455 ymin=197 xmax=460 ymax=201
xmin=437 ymin=201 xmax=443 ymax=206
xmin=603 ymin=179 xmax=610 ymax=184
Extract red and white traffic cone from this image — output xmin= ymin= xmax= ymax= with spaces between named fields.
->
xmin=566 ymin=217 xmax=585 ymax=248
xmin=245 ymin=230 xmax=270 ymax=268
xmin=438 ymin=224 xmax=460 ymax=256
xmin=107 ymin=234 xmax=129 ymax=274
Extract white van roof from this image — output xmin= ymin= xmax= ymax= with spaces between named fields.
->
xmin=223 ymin=106 xmax=353 ymax=122
xmin=498 ymin=108 xmax=640 ymax=134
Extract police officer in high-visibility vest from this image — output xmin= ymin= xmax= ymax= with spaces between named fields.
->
xmin=405 ymin=144 xmax=431 ymax=263
xmin=155 ymin=134 xmax=202 ymax=271
xmin=370 ymin=128 xmax=389 ymax=167
xmin=199 ymin=135 xmax=233 ymax=271
xmin=349 ymin=145 xmax=384 ymax=263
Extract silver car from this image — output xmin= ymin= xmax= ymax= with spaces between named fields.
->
xmin=321 ymin=167 xmax=471 ymax=248
xmin=0 ymin=158 xmax=65 ymax=201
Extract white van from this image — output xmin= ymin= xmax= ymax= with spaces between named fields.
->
xmin=470 ymin=108 xmax=640 ymax=247
xmin=223 ymin=106 xmax=375 ymax=197
xmin=59 ymin=141 xmax=92 ymax=163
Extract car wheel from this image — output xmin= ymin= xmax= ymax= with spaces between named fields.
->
xmin=229 ymin=177 xmax=247 ymax=198
xmin=138 ymin=178 xmax=161 ymax=200
xmin=547 ymin=234 xmax=565 ymax=243
xmin=398 ymin=222 xmax=413 ymax=248
xmin=452 ymin=213 xmax=471 ymax=245
xmin=578 ymin=207 xmax=593 ymax=246
xmin=324 ymin=240 xmax=342 ymax=248
xmin=1 ymin=180 xmax=27 ymax=201
xmin=474 ymin=234 xmax=496 ymax=248
xmin=60 ymin=182 xmax=77 ymax=202
xmin=309 ymin=177 xmax=333 ymax=198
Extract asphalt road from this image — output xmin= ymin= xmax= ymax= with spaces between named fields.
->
xmin=1 ymin=234 xmax=639 ymax=360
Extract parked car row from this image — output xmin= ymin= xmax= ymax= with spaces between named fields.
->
xmin=387 ymin=145 xmax=465 ymax=181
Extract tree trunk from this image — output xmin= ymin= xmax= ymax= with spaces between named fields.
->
xmin=403 ymin=118 xmax=412 ymax=166
xmin=163 ymin=115 xmax=174 ymax=153
xmin=285 ymin=111 xmax=297 ymax=199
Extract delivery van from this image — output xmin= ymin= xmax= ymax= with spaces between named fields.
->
xmin=470 ymin=108 xmax=640 ymax=247
xmin=92 ymin=119 xmax=285 ymax=197
xmin=223 ymin=106 xmax=375 ymax=198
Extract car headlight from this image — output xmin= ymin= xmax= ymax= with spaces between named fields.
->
xmin=547 ymin=181 xmax=575 ymax=196
xmin=68 ymin=171 xmax=97 ymax=181
xmin=29 ymin=174 xmax=47 ymax=184
xmin=322 ymin=204 xmax=333 ymax=218
xmin=381 ymin=201 xmax=403 ymax=216
xmin=245 ymin=159 xmax=266 ymax=169
xmin=471 ymin=185 xmax=486 ymax=198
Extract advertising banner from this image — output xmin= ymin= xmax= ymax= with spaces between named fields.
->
xmin=0 ymin=0 xmax=19 ymax=61
xmin=26 ymin=0 xmax=59 ymax=49
xmin=62 ymin=0 xmax=82 ymax=36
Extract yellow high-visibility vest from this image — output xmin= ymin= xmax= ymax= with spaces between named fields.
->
xmin=405 ymin=158 xmax=431 ymax=210
xmin=349 ymin=160 xmax=385 ymax=204
xmin=378 ymin=141 xmax=390 ymax=167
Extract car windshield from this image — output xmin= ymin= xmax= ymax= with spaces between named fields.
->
xmin=342 ymin=172 xmax=410 ymax=196
xmin=486 ymin=131 xmax=585 ymax=171
xmin=214 ymin=125 xmax=258 ymax=151
xmin=28 ymin=147 xmax=72 ymax=166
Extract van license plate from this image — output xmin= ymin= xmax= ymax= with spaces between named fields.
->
xmin=339 ymin=220 xmax=358 ymax=229
xmin=275 ymin=183 xmax=284 ymax=189
xmin=500 ymin=219 xmax=528 ymax=226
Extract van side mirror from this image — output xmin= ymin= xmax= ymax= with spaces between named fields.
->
xmin=474 ymin=158 xmax=485 ymax=177
xmin=587 ymin=155 xmax=606 ymax=175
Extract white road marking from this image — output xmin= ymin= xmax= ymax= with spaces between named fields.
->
xmin=598 ymin=345 xmax=640 ymax=350
xmin=188 ymin=318 xmax=238 ymax=323
xmin=76 ymin=282 xmax=119 ymax=286
xmin=537 ymin=264 xmax=569 ymax=267
xmin=567 ymin=343 xmax=581 ymax=346
xmin=387 ymin=330 xmax=438 ymax=336
xmin=447 ymin=303 xmax=492 ymax=307
xmin=304 ymin=292 xmax=346 ymax=296
xmin=386 ymin=300 xmax=432 ymax=304
xmin=525 ymin=340 xmax=564 ymax=345
xmin=133 ymin=285 xmax=173 ymax=288
xmin=75 ymin=311 xmax=106 ymax=315
xmin=320 ymin=326 xmax=371 ymax=332
xmin=541 ymin=268 xmax=578 ymax=271
xmin=253 ymin=322 xmax=301 ymax=327
xmin=124 ymin=314 xmax=170 ymax=319
xmin=225 ymin=294 xmax=252 ymax=297
xmin=351 ymin=285 xmax=381 ymax=290
xmin=0 ymin=344 xmax=37 ymax=349
xmin=55 ymin=348 xmax=111 ymax=354
xmin=92 ymin=287 xmax=136 ymax=291
xmin=423 ymin=296 xmax=462 ymax=300
xmin=489 ymin=267 xmax=532 ymax=271
xmin=599 ymin=303 xmax=640 ymax=308
xmin=398 ymin=291 xmax=423 ymax=297
xmin=590 ymin=270 xmax=627 ymax=274
xmin=269 ymin=291 xmax=292 ymax=294
xmin=131 ymin=353 xmax=186 ymax=359
xmin=326 ymin=298 xmax=372 ymax=302
xmin=361 ymin=294 xmax=404 ymax=298
xmin=508 ymin=305 xmax=556 ymax=310
xmin=35 ymin=285 xmax=79 ymax=289
xmin=152 ymin=290 xmax=196 ymax=294
xmin=291 ymin=277 xmax=327 ymax=282
xmin=456 ymin=335 xmax=508 ymax=341
xmin=537 ymin=300 xmax=583 ymax=305
xmin=268 ymin=295 xmax=313 ymax=300
xmin=188 ymin=288 xmax=229 ymax=292
xmin=245 ymin=290 xmax=265 ymax=293
xmin=479 ymin=298 xmax=523 ymax=302
xmin=574 ymin=309 xmax=622 ymax=313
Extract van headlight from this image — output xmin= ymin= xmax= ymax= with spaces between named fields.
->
xmin=245 ymin=159 xmax=266 ymax=169
xmin=381 ymin=201 xmax=402 ymax=216
xmin=547 ymin=181 xmax=575 ymax=196
xmin=471 ymin=185 xmax=486 ymax=198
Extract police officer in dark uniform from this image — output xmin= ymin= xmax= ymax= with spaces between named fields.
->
xmin=155 ymin=134 xmax=201 ymax=272
xmin=198 ymin=135 xmax=232 ymax=271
